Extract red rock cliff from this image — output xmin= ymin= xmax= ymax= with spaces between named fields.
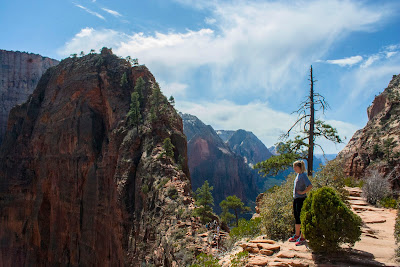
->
xmin=0 ymin=49 xmax=199 ymax=266
xmin=338 ymin=74 xmax=400 ymax=183
xmin=0 ymin=50 xmax=59 ymax=144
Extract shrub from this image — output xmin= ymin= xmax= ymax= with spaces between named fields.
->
xmin=362 ymin=169 xmax=391 ymax=205
xmin=395 ymin=202 xmax=400 ymax=259
xmin=190 ymin=253 xmax=220 ymax=267
xmin=167 ymin=187 xmax=178 ymax=200
xmin=230 ymin=251 xmax=249 ymax=267
xmin=157 ymin=177 xmax=170 ymax=190
xmin=141 ymin=184 xmax=149 ymax=194
xmin=301 ymin=187 xmax=362 ymax=252
xmin=260 ymin=174 xmax=295 ymax=241
xmin=379 ymin=196 xmax=397 ymax=209
xmin=230 ymin=217 xmax=262 ymax=241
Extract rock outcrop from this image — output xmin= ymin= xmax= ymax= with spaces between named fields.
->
xmin=0 ymin=49 xmax=200 ymax=266
xmin=338 ymin=74 xmax=400 ymax=182
xmin=181 ymin=113 xmax=259 ymax=212
xmin=0 ymin=49 xmax=59 ymax=144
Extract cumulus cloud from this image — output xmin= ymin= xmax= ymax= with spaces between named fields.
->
xmin=74 ymin=3 xmax=105 ymax=20
xmin=159 ymin=81 xmax=188 ymax=97
xmin=60 ymin=0 xmax=389 ymax=97
xmin=101 ymin=8 xmax=122 ymax=17
xmin=326 ymin=55 xmax=363 ymax=66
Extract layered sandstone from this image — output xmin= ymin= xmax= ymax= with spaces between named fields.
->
xmin=0 ymin=48 xmax=199 ymax=266
xmin=338 ymin=74 xmax=400 ymax=182
xmin=0 ymin=49 xmax=59 ymax=144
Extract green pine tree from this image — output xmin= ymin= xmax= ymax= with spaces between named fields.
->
xmin=163 ymin=138 xmax=175 ymax=159
xmin=219 ymin=195 xmax=251 ymax=227
xmin=120 ymin=72 xmax=128 ymax=87
xmin=134 ymin=77 xmax=145 ymax=104
xmin=127 ymin=91 xmax=141 ymax=132
xmin=193 ymin=181 xmax=214 ymax=223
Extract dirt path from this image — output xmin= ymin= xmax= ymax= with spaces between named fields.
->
xmin=219 ymin=186 xmax=398 ymax=267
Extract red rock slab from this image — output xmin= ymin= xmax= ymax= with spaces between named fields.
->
xmin=276 ymin=251 xmax=296 ymax=258
xmin=247 ymin=255 xmax=269 ymax=266
xmin=273 ymin=258 xmax=309 ymax=267
xmin=249 ymin=239 xmax=276 ymax=244
xmin=256 ymin=243 xmax=280 ymax=251
xmin=364 ymin=218 xmax=386 ymax=224
xmin=259 ymin=249 xmax=274 ymax=256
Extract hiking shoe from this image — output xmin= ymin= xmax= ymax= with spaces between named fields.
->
xmin=288 ymin=235 xmax=299 ymax=242
xmin=295 ymin=237 xmax=306 ymax=246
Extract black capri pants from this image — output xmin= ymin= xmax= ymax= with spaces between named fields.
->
xmin=293 ymin=197 xmax=306 ymax=224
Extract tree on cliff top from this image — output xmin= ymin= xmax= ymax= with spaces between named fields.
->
xmin=255 ymin=66 xmax=342 ymax=176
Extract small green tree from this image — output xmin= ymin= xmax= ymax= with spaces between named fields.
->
xmin=134 ymin=77 xmax=145 ymax=104
xmin=163 ymin=138 xmax=175 ymax=159
xmin=301 ymin=186 xmax=362 ymax=252
xmin=120 ymin=72 xmax=128 ymax=86
xmin=169 ymin=95 xmax=175 ymax=106
xmin=219 ymin=195 xmax=251 ymax=227
xmin=193 ymin=181 xmax=214 ymax=223
xmin=383 ymin=137 xmax=397 ymax=163
xmin=127 ymin=91 xmax=141 ymax=132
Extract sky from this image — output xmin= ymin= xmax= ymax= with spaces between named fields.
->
xmin=1 ymin=0 xmax=400 ymax=154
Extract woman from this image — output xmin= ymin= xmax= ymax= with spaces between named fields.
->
xmin=288 ymin=160 xmax=312 ymax=246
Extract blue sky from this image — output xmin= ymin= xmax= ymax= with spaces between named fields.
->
xmin=1 ymin=0 xmax=400 ymax=153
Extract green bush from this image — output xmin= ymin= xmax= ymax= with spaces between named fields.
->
xmin=300 ymin=187 xmax=362 ymax=252
xmin=167 ymin=187 xmax=178 ymax=200
xmin=230 ymin=251 xmax=249 ymax=267
xmin=260 ymin=174 xmax=295 ymax=241
xmin=395 ymin=202 xmax=400 ymax=259
xmin=190 ymin=253 xmax=220 ymax=267
xmin=379 ymin=196 xmax=397 ymax=209
xmin=230 ymin=217 xmax=262 ymax=240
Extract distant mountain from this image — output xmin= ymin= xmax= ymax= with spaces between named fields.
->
xmin=216 ymin=130 xmax=235 ymax=142
xmin=0 ymin=50 xmax=59 ymax=144
xmin=181 ymin=113 xmax=259 ymax=212
xmin=315 ymin=154 xmax=337 ymax=165
xmin=223 ymin=129 xmax=273 ymax=167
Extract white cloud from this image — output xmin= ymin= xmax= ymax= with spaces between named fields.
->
xmin=159 ymin=81 xmax=188 ymax=97
xmin=386 ymin=51 xmax=398 ymax=58
xmin=361 ymin=54 xmax=380 ymax=68
xmin=204 ymin=17 xmax=216 ymax=25
xmin=177 ymin=100 xmax=359 ymax=154
xmin=326 ymin=55 xmax=363 ymax=67
xmin=74 ymin=3 xmax=105 ymax=20
xmin=60 ymin=0 xmax=390 ymax=97
xmin=101 ymin=8 xmax=122 ymax=17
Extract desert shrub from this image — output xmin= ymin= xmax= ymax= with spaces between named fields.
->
xmin=157 ymin=177 xmax=170 ymax=189
xmin=141 ymin=184 xmax=149 ymax=194
xmin=230 ymin=251 xmax=249 ymax=267
xmin=301 ymin=187 xmax=362 ymax=252
xmin=379 ymin=196 xmax=397 ymax=209
xmin=229 ymin=217 xmax=262 ymax=241
xmin=362 ymin=169 xmax=391 ymax=205
xmin=189 ymin=253 xmax=220 ymax=267
xmin=311 ymin=159 xmax=348 ymax=200
xmin=343 ymin=176 xmax=364 ymax=188
xmin=167 ymin=187 xmax=178 ymax=200
xmin=259 ymin=174 xmax=295 ymax=241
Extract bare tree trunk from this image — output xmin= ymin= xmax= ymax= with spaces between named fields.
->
xmin=308 ymin=66 xmax=314 ymax=176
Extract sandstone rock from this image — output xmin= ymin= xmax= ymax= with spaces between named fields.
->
xmin=338 ymin=74 xmax=400 ymax=182
xmin=256 ymin=243 xmax=280 ymax=251
xmin=0 ymin=51 xmax=196 ymax=266
xmin=259 ymin=249 xmax=274 ymax=256
xmin=276 ymin=251 xmax=296 ymax=258
xmin=250 ymin=239 xmax=276 ymax=244
xmin=247 ymin=255 xmax=269 ymax=266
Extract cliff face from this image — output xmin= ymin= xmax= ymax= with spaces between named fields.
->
xmin=182 ymin=114 xmax=259 ymax=211
xmin=338 ymin=74 xmax=400 ymax=182
xmin=0 ymin=50 xmax=59 ymax=144
xmin=0 ymin=49 xmax=199 ymax=266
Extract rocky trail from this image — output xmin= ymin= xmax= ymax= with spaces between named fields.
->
xmin=219 ymin=187 xmax=398 ymax=266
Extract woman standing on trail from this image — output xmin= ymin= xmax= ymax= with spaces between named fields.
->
xmin=288 ymin=160 xmax=313 ymax=246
